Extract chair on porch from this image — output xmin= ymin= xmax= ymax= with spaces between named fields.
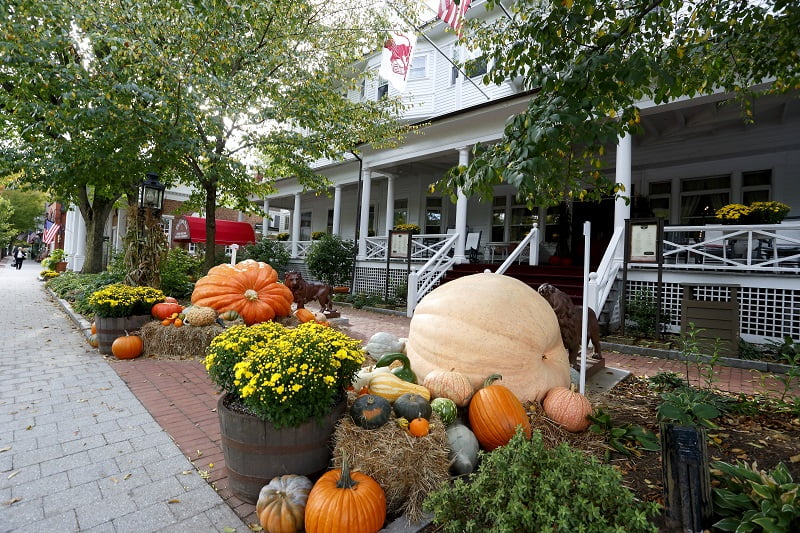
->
xmin=465 ymin=231 xmax=483 ymax=263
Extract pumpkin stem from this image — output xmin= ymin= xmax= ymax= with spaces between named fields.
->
xmin=244 ymin=289 xmax=259 ymax=301
xmin=483 ymin=373 xmax=503 ymax=388
xmin=336 ymin=453 xmax=359 ymax=490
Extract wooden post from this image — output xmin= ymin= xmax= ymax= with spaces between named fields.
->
xmin=660 ymin=423 xmax=713 ymax=532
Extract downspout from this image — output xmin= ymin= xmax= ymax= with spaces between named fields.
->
xmin=350 ymin=151 xmax=363 ymax=291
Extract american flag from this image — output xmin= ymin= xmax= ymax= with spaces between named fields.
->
xmin=42 ymin=221 xmax=61 ymax=244
xmin=423 ymin=0 xmax=472 ymax=34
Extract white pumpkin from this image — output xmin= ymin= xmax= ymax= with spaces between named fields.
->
xmin=405 ymin=272 xmax=570 ymax=403
xmin=364 ymin=331 xmax=405 ymax=357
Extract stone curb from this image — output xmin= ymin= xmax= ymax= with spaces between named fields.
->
xmin=603 ymin=342 xmax=794 ymax=374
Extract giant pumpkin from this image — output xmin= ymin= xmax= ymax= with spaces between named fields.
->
xmin=405 ymin=273 xmax=570 ymax=403
xmin=191 ymin=260 xmax=293 ymax=325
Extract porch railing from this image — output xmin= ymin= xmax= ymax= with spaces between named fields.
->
xmin=495 ymin=224 xmax=539 ymax=274
xmin=406 ymin=233 xmax=459 ymax=317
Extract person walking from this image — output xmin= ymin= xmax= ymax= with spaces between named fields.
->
xmin=11 ymin=245 xmax=26 ymax=270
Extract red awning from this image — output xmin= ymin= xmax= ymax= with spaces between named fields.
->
xmin=172 ymin=216 xmax=256 ymax=246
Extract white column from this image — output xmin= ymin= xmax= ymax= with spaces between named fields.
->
xmin=237 ymin=211 xmax=244 ymax=222
xmin=332 ymin=186 xmax=342 ymax=236
xmin=261 ymin=199 xmax=270 ymax=238
xmin=615 ymin=133 xmax=632 ymax=232
xmin=357 ymin=169 xmax=372 ymax=260
xmin=454 ymin=147 xmax=469 ymax=263
xmin=114 ymin=208 xmax=127 ymax=253
xmin=291 ymin=193 xmax=301 ymax=258
xmin=73 ymin=210 xmax=87 ymax=272
xmin=64 ymin=206 xmax=77 ymax=269
xmin=384 ymin=175 xmax=395 ymax=235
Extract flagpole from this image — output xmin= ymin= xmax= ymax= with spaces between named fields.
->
xmin=386 ymin=2 xmax=491 ymax=100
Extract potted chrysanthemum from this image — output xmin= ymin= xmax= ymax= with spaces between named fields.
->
xmin=88 ymin=284 xmax=164 ymax=354
xmin=205 ymin=321 xmax=364 ymax=502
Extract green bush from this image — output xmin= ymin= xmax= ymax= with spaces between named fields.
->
xmin=242 ymin=238 xmax=291 ymax=275
xmin=304 ymin=234 xmax=355 ymax=286
xmin=626 ymin=289 xmax=671 ymax=338
xmin=46 ymin=272 xmax=116 ymax=317
xmin=423 ymin=430 xmax=660 ymax=532
xmin=159 ymin=248 xmax=203 ymax=299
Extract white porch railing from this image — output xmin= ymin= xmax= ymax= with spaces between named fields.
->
xmin=495 ymin=224 xmax=540 ymax=274
xmin=406 ymin=233 xmax=459 ymax=317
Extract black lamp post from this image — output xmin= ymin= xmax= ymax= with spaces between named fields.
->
xmin=139 ymin=172 xmax=165 ymax=216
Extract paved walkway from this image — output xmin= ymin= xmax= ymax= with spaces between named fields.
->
xmin=2 ymin=255 xmax=796 ymax=531
xmin=0 ymin=257 xmax=248 ymax=532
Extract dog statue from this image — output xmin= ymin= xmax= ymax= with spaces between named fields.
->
xmin=537 ymin=282 xmax=602 ymax=369
xmin=284 ymin=271 xmax=334 ymax=313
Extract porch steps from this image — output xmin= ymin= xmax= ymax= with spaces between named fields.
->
xmin=441 ymin=264 xmax=586 ymax=305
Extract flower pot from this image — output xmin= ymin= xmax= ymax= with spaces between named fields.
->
xmin=332 ymin=286 xmax=351 ymax=294
xmin=55 ymin=261 xmax=68 ymax=272
xmin=95 ymin=314 xmax=152 ymax=355
xmin=218 ymin=393 xmax=347 ymax=503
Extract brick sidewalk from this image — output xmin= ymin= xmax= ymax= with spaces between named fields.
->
xmin=110 ymin=306 xmax=797 ymax=528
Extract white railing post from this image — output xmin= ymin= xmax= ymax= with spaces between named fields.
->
xmin=580 ymin=221 xmax=591 ymax=395
xmin=407 ymin=271 xmax=419 ymax=318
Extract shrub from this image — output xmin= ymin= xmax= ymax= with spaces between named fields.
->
xmin=311 ymin=231 xmax=327 ymax=240
xmin=241 ymin=238 xmax=291 ymax=275
xmin=276 ymin=232 xmax=290 ymax=241
xmin=423 ymin=430 xmax=660 ymax=532
xmin=626 ymin=289 xmax=671 ymax=338
xmin=159 ymin=248 xmax=203 ymax=299
xmin=304 ymin=233 xmax=356 ymax=286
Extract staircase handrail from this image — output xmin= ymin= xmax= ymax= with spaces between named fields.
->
xmin=588 ymin=225 xmax=624 ymax=313
xmin=496 ymin=224 xmax=539 ymax=274
xmin=406 ymin=233 xmax=459 ymax=317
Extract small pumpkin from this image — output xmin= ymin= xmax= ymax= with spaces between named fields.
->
xmin=87 ymin=333 xmax=99 ymax=348
xmin=91 ymin=322 xmax=97 ymax=335
xmin=164 ymin=296 xmax=179 ymax=304
xmin=375 ymin=352 xmax=417 ymax=383
xmin=364 ymin=332 xmax=404 ymax=357
xmin=191 ymin=260 xmax=294 ymax=325
xmin=294 ymin=308 xmax=316 ymax=323
xmin=446 ymin=421 xmax=480 ymax=475
xmin=184 ymin=306 xmax=217 ymax=326
xmin=151 ymin=302 xmax=184 ymax=320
xmin=111 ymin=333 xmax=143 ymax=360
xmin=408 ymin=417 xmax=430 ymax=437
xmin=304 ymin=454 xmax=386 ymax=533
xmin=219 ymin=309 xmax=241 ymax=321
xmin=256 ymin=474 xmax=313 ymax=533
xmin=350 ymin=394 xmax=392 ymax=430
xmin=393 ymin=393 xmax=432 ymax=421
xmin=542 ymin=384 xmax=593 ymax=432
xmin=430 ymin=397 xmax=457 ymax=426
xmin=468 ymin=374 xmax=531 ymax=451
xmin=422 ymin=368 xmax=474 ymax=407
xmin=368 ymin=372 xmax=430 ymax=403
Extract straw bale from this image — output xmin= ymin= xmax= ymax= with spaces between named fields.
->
xmin=140 ymin=321 xmax=224 ymax=360
xmin=333 ymin=401 xmax=450 ymax=523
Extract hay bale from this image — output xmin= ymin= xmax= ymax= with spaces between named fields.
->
xmin=333 ymin=402 xmax=450 ymax=523
xmin=140 ymin=321 xmax=224 ymax=360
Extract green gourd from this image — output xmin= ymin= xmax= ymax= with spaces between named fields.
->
xmin=446 ymin=421 xmax=480 ymax=476
xmin=430 ymin=397 xmax=457 ymax=426
xmin=393 ymin=393 xmax=432 ymax=421
xmin=374 ymin=352 xmax=418 ymax=384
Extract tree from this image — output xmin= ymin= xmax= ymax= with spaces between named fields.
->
xmin=2 ymin=0 xmax=413 ymax=273
xmin=441 ymin=0 xmax=800 ymax=208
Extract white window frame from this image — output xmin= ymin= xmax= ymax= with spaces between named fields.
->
xmin=408 ymin=53 xmax=429 ymax=80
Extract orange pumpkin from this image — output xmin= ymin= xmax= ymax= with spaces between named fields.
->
xmin=151 ymin=302 xmax=184 ymax=319
xmin=294 ymin=308 xmax=316 ymax=323
xmin=88 ymin=334 xmax=99 ymax=348
xmin=409 ymin=417 xmax=430 ymax=437
xmin=91 ymin=322 xmax=97 ymax=335
xmin=468 ymin=374 xmax=531 ymax=451
xmin=304 ymin=456 xmax=386 ymax=533
xmin=164 ymin=296 xmax=179 ymax=304
xmin=542 ymin=384 xmax=593 ymax=432
xmin=111 ymin=334 xmax=143 ymax=360
xmin=191 ymin=260 xmax=293 ymax=325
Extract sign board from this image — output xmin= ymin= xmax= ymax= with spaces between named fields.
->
xmin=173 ymin=217 xmax=190 ymax=241
xmin=628 ymin=221 xmax=659 ymax=263
xmin=389 ymin=231 xmax=412 ymax=259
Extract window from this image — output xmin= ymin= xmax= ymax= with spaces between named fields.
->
xmin=408 ymin=54 xmax=428 ymax=80
xmin=327 ymin=209 xmax=334 ymax=234
xmin=491 ymin=196 xmax=507 ymax=242
xmin=360 ymin=79 xmax=366 ymax=100
xmin=394 ymin=199 xmax=408 ymax=227
xmin=742 ymin=169 xmax=772 ymax=204
xmin=377 ymin=79 xmax=388 ymax=100
xmin=680 ymin=175 xmax=730 ymax=225
xmin=425 ymin=197 xmax=442 ymax=234
xmin=648 ymin=181 xmax=671 ymax=220
xmin=300 ymin=211 xmax=312 ymax=240
xmin=464 ymin=54 xmax=488 ymax=78
xmin=160 ymin=216 xmax=173 ymax=242
xmin=510 ymin=204 xmax=537 ymax=242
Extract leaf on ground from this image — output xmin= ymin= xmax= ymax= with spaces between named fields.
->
xmin=124 ymin=473 xmax=132 ymax=480
xmin=790 ymin=454 xmax=800 ymax=463
xmin=7 ymin=471 xmax=19 ymax=479
xmin=167 ymin=499 xmax=180 ymax=504
xmin=223 ymin=527 xmax=236 ymax=533
xmin=0 ymin=446 xmax=10 ymax=453
xmin=248 ymin=523 xmax=264 ymax=531
xmin=3 ymin=497 xmax=21 ymax=505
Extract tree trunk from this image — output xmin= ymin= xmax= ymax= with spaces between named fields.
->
xmin=203 ymin=182 xmax=218 ymax=273
xmin=77 ymin=194 xmax=118 ymax=274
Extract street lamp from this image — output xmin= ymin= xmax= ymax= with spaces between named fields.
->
xmin=139 ymin=172 xmax=165 ymax=216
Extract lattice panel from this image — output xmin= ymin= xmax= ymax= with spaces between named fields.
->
xmin=625 ymin=280 xmax=800 ymax=340
xmin=354 ymin=266 xmax=409 ymax=297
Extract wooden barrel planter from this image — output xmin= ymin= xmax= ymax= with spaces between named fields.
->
xmin=218 ymin=393 xmax=347 ymax=503
xmin=95 ymin=314 xmax=152 ymax=355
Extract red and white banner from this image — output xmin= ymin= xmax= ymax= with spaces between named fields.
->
xmin=42 ymin=221 xmax=61 ymax=244
xmin=422 ymin=0 xmax=472 ymax=34
xmin=379 ymin=30 xmax=417 ymax=92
